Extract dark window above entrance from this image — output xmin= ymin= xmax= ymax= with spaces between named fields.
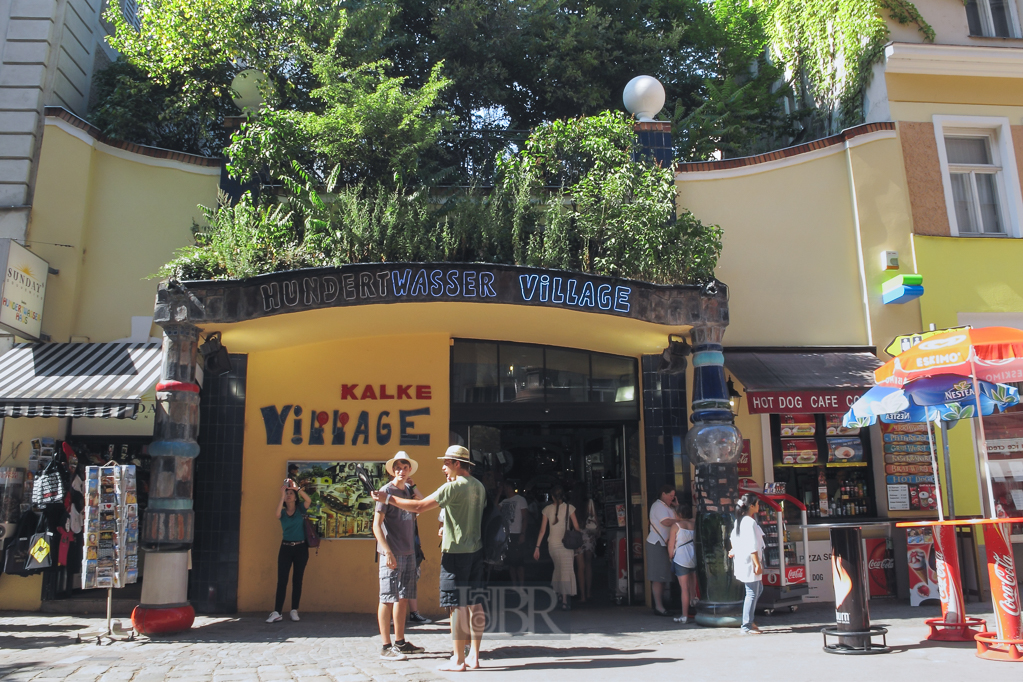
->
xmin=451 ymin=340 xmax=639 ymax=422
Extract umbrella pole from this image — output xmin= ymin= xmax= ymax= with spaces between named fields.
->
xmin=940 ymin=422 xmax=956 ymax=519
xmin=968 ymin=356 xmax=997 ymax=519
xmin=925 ymin=420 xmax=944 ymax=522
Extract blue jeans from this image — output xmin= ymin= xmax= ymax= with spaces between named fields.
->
xmin=741 ymin=580 xmax=763 ymax=631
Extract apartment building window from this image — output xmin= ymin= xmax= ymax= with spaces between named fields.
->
xmin=966 ymin=0 xmax=1021 ymax=38
xmin=934 ymin=116 xmax=1023 ymax=238
xmin=122 ymin=0 xmax=141 ymax=31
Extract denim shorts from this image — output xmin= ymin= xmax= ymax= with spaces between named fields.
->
xmin=673 ymin=561 xmax=694 ymax=577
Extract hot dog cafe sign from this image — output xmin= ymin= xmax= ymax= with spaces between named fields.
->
xmin=261 ymin=383 xmax=433 ymax=447
xmin=747 ymin=389 xmax=865 ymax=414
xmin=0 ymin=239 xmax=48 ymax=340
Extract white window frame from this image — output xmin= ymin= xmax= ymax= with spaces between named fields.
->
xmin=933 ymin=115 xmax=1023 ymax=238
xmin=967 ymin=0 xmax=1023 ymax=38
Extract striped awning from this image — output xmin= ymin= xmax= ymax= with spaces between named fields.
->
xmin=0 ymin=343 xmax=162 ymax=418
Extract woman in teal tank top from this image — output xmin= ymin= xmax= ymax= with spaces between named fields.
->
xmin=267 ymin=478 xmax=312 ymax=623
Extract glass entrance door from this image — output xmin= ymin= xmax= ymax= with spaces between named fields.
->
xmin=451 ymin=422 xmax=643 ymax=604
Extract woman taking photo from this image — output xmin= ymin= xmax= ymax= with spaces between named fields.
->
xmin=267 ymin=478 xmax=313 ymax=623
xmin=533 ymin=486 xmax=581 ymax=610
xmin=729 ymin=493 xmax=766 ymax=634
xmin=667 ymin=503 xmax=696 ymax=624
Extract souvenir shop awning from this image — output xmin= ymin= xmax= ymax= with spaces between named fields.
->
xmin=0 ymin=342 xmax=162 ymax=418
xmin=724 ymin=348 xmax=882 ymax=414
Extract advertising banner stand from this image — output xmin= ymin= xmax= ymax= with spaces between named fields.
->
xmin=816 ymin=522 xmax=892 ymax=654
xmin=899 ymin=518 xmax=1020 ymax=661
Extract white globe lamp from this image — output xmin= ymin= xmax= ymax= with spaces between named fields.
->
xmin=231 ymin=69 xmax=267 ymax=116
xmin=623 ymin=75 xmax=665 ymax=122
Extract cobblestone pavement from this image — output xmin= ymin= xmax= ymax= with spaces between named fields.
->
xmin=1 ymin=601 xmax=1019 ymax=682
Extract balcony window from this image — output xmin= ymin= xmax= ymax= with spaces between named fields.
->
xmin=966 ymin=0 xmax=1020 ymax=38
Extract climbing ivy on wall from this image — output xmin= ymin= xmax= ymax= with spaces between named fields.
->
xmin=762 ymin=0 xmax=934 ymax=132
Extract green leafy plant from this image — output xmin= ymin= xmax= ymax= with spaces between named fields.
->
xmin=162 ymin=112 xmax=722 ymax=285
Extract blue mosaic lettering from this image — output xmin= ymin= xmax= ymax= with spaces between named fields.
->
xmin=597 ymin=284 xmax=612 ymax=310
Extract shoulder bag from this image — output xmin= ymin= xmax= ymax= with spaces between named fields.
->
xmin=562 ymin=505 xmax=583 ymax=550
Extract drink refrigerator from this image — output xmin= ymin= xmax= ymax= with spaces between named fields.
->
xmin=752 ymin=491 xmax=810 ymax=612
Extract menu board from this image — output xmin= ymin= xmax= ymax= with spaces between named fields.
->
xmin=825 ymin=414 xmax=860 ymax=436
xmin=882 ymin=423 xmax=937 ymax=512
xmin=82 ymin=465 xmax=139 ymax=589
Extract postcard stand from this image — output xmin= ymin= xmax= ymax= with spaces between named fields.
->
xmin=76 ymin=462 xmax=139 ymax=643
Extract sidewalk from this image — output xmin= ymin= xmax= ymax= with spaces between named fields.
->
xmin=1 ymin=601 xmax=1018 ymax=682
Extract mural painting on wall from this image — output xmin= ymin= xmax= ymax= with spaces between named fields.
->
xmin=261 ymin=384 xmax=433 ymax=447
xmin=289 ymin=460 xmax=389 ymax=540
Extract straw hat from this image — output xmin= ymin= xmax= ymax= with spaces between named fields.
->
xmin=385 ymin=451 xmax=418 ymax=476
xmin=438 ymin=445 xmax=473 ymax=465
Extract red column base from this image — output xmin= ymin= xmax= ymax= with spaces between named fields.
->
xmin=925 ymin=616 xmax=987 ymax=642
xmin=131 ymin=604 xmax=195 ymax=635
xmin=974 ymin=632 xmax=1023 ymax=662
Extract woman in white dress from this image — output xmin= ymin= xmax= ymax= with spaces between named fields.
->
xmin=534 ymin=485 xmax=581 ymax=610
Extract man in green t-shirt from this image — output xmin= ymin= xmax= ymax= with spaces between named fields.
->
xmin=371 ymin=445 xmax=486 ymax=671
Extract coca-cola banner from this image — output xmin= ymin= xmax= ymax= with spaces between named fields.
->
xmin=982 ymin=521 xmax=1023 ymax=647
xmin=864 ymin=538 xmax=896 ymax=598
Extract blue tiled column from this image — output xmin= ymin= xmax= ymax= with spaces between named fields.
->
xmin=686 ymin=324 xmax=745 ymax=627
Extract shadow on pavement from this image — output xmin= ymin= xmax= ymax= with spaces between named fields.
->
xmin=485 ymin=645 xmax=655 ymax=659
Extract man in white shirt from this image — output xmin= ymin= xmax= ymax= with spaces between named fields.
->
xmin=646 ymin=485 xmax=678 ymax=616
xmin=499 ymin=483 xmax=529 ymax=585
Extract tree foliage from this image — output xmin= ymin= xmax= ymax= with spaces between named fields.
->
xmin=161 ymin=112 xmax=722 ymax=284
xmin=759 ymin=0 xmax=933 ymax=132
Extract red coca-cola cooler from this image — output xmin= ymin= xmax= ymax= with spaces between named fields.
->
xmin=753 ymin=492 xmax=810 ymax=613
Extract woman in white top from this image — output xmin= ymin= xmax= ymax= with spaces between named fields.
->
xmin=534 ymin=485 xmax=581 ymax=610
xmin=729 ymin=493 xmax=766 ymax=634
xmin=667 ymin=503 xmax=696 ymax=624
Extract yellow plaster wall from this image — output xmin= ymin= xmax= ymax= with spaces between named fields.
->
xmin=913 ymin=234 xmax=1023 ymax=515
xmin=677 ymin=134 xmax=921 ymax=349
xmin=237 ymin=334 xmax=452 ymax=615
xmin=677 ymin=151 xmax=866 ymax=347
xmin=26 ymin=122 xmax=218 ymax=343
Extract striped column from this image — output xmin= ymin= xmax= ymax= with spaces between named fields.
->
xmin=686 ymin=324 xmax=745 ymax=627
xmin=132 ymin=298 xmax=201 ymax=634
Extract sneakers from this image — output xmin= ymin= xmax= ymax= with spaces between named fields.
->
xmin=674 ymin=615 xmax=688 ymax=624
xmin=408 ymin=611 xmax=432 ymax=625
xmin=380 ymin=645 xmax=407 ymax=661
xmin=266 ymin=611 xmax=282 ymax=623
xmin=393 ymin=640 xmax=425 ymax=654
xmin=290 ymin=609 xmax=300 ymax=621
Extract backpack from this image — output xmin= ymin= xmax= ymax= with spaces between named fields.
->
xmin=480 ymin=498 xmax=510 ymax=565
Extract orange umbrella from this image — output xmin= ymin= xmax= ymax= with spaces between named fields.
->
xmin=875 ymin=327 xmax=1023 ymax=387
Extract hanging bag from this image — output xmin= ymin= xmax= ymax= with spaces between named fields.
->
xmin=31 ymin=456 xmax=66 ymax=507
xmin=24 ymin=515 xmax=54 ymax=571
xmin=561 ymin=504 xmax=584 ymax=550
xmin=303 ymin=517 xmax=320 ymax=550
xmin=2 ymin=510 xmax=38 ymax=576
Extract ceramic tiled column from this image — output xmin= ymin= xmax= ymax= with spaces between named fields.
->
xmin=132 ymin=288 xmax=200 ymax=634
xmin=686 ymin=323 xmax=745 ymax=627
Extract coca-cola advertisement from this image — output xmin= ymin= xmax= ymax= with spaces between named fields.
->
xmin=906 ymin=526 xmax=938 ymax=606
xmin=864 ymin=537 xmax=896 ymax=598
xmin=983 ymin=521 xmax=1023 ymax=646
